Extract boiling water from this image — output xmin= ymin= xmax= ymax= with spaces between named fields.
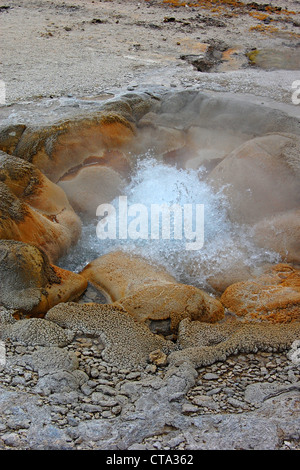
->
xmin=59 ymin=157 xmax=280 ymax=289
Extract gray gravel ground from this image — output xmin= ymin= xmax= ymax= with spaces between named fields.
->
xmin=0 ymin=332 xmax=299 ymax=450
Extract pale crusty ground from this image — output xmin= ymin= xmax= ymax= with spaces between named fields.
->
xmin=0 ymin=0 xmax=300 ymax=112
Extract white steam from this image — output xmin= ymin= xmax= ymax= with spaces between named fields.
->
xmin=59 ymin=157 xmax=280 ymax=290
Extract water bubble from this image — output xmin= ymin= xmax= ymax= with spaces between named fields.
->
xmin=59 ymin=157 xmax=280 ymax=289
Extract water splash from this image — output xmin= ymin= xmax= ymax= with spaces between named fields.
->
xmin=59 ymin=157 xmax=280 ymax=289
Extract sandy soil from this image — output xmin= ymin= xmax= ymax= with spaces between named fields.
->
xmin=0 ymin=0 xmax=300 ymax=111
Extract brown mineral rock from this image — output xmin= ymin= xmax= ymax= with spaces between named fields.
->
xmin=149 ymin=349 xmax=168 ymax=366
xmin=80 ymin=250 xmax=177 ymax=302
xmin=10 ymin=109 xmax=136 ymax=216
xmin=221 ymin=263 xmax=300 ymax=323
xmin=81 ymin=250 xmax=224 ymax=332
xmin=116 ymin=282 xmax=224 ymax=333
xmin=0 ymin=152 xmax=81 ymax=262
xmin=13 ymin=112 xmax=135 ymax=182
xmin=0 ymin=240 xmax=87 ymax=316
xmin=0 ymin=124 xmax=27 ymax=155
xmin=58 ymin=164 xmax=126 ymax=216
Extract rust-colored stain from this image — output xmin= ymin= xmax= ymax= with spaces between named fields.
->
xmin=146 ymin=0 xmax=295 ymax=17
xmin=145 ymin=0 xmax=297 ymax=39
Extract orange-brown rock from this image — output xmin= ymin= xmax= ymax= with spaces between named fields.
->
xmin=0 ymin=124 xmax=27 ymax=155
xmin=13 ymin=111 xmax=136 ymax=183
xmin=221 ymin=264 xmax=300 ymax=323
xmin=80 ymin=250 xmax=177 ymax=302
xmin=0 ymin=152 xmax=81 ymax=262
xmin=10 ymin=110 xmax=136 ymax=216
xmin=0 ymin=240 xmax=87 ymax=316
xmin=116 ymin=282 xmax=224 ymax=333
xmin=80 ymin=250 xmax=224 ymax=332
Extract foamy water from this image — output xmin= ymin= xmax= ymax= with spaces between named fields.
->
xmin=59 ymin=157 xmax=280 ymax=289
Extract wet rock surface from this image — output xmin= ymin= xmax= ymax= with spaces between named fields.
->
xmin=0 ymin=89 xmax=299 ymax=451
xmin=0 ymin=152 xmax=82 ymax=262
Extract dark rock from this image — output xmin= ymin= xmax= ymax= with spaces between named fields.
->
xmin=180 ymin=40 xmax=228 ymax=72
xmin=0 ymin=125 xmax=26 ymax=154
xmin=91 ymin=18 xmax=107 ymax=24
xmin=163 ymin=17 xmax=176 ymax=23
